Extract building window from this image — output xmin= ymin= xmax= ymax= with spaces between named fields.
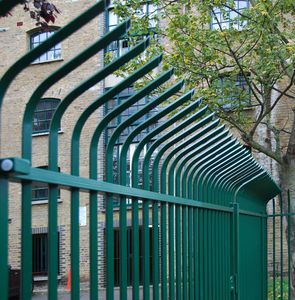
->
xmin=216 ymin=73 xmax=251 ymax=109
xmin=33 ymin=98 xmax=60 ymax=134
xmin=113 ymin=226 xmax=153 ymax=286
xmin=32 ymin=232 xmax=60 ymax=276
xmin=30 ymin=30 xmax=61 ymax=63
xmin=32 ymin=166 xmax=60 ymax=202
xmin=106 ymin=2 xmax=157 ymax=58
xmin=211 ymin=0 xmax=249 ymax=30
xmin=104 ymin=88 xmax=158 ymax=206
xmin=105 ymin=88 xmax=155 ymax=146
xmin=105 ymin=87 xmax=157 ymax=190
xmin=218 ymin=74 xmax=251 ymax=108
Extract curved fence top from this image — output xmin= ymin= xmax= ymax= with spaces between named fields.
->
xmin=0 ymin=0 xmax=280 ymax=209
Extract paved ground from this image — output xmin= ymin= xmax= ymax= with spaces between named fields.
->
xmin=32 ymin=286 xmax=152 ymax=299
xmin=32 ymin=291 xmax=90 ymax=300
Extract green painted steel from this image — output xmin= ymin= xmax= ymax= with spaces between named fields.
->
xmin=0 ymin=176 xmax=9 ymax=300
xmin=0 ymin=2 xmax=283 ymax=300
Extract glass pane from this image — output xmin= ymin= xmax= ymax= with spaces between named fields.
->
xmin=230 ymin=11 xmax=238 ymax=20
xmin=238 ymin=1 xmax=248 ymax=9
xmin=108 ymin=10 xmax=118 ymax=27
xmin=54 ymin=49 xmax=61 ymax=60
xmin=39 ymin=32 xmax=47 ymax=42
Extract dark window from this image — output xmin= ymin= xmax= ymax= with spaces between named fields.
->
xmin=32 ymin=166 xmax=60 ymax=202
xmin=104 ymin=88 xmax=158 ymax=206
xmin=30 ymin=30 xmax=61 ymax=63
xmin=105 ymin=88 xmax=156 ymax=146
xmin=32 ymin=232 xmax=60 ymax=276
xmin=113 ymin=227 xmax=154 ymax=286
xmin=211 ymin=0 xmax=249 ymax=30
xmin=33 ymin=98 xmax=60 ymax=134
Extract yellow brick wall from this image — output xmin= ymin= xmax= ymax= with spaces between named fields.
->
xmin=0 ymin=0 xmax=106 ymax=284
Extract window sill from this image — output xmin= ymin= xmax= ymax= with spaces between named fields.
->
xmin=30 ymin=58 xmax=64 ymax=65
xmin=32 ymin=130 xmax=63 ymax=137
xmin=32 ymin=198 xmax=62 ymax=205
xmin=33 ymin=275 xmax=61 ymax=282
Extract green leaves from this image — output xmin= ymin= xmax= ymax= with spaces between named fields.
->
xmin=111 ymin=0 xmax=295 ymax=161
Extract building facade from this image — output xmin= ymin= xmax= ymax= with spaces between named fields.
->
xmin=0 ymin=0 xmax=106 ymax=285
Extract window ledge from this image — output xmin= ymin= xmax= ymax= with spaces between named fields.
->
xmin=32 ymin=198 xmax=62 ymax=205
xmin=33 ymin=275 xmax=61 ymax=282
xmin=30 ymin=58 xmax=64 ymax=65
xmin=32 ymin=130 xmax=63 ymax=137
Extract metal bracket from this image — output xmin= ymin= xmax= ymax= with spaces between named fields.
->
xmin=0 ymin=157 xmax=30 ymax=175
xmin=230 ymin=274 xmax=238 ymax=294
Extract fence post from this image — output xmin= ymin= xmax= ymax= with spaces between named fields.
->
xmin=0 ymin=174 xmax=9 ymax=300
xmin=231 ymin=202 xmax=240 ymax=300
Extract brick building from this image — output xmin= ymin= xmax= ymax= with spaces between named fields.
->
xmin=0 ymin=0 xmax=106 ymax=285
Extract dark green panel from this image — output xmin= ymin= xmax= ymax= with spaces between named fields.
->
xmin=239 ymin=214 xmax=264 ymax=300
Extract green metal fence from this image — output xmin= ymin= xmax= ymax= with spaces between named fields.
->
xmin=267 ymin=192 xmax=293 ymax=300
xmin=0 ymin=1 xmax=282 ymax=300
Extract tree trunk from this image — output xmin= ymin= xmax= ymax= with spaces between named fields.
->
xmin=280 ymin=161 xmax=295 ymax=299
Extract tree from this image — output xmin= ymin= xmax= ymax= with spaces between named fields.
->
xmin=1 ymin=0 xmax=60 ymax=27
xmin=112 ymin=0 xmax=295 ymax=296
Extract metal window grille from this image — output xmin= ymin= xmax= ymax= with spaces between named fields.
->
xmin=32 ymin=232 xmax=60 ymax=276
xmin=32 ymin=98 xmax=60 ymax=134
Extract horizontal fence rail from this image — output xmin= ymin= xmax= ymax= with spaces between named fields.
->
xmin=0 ymin=1 xmax=281 ymax=300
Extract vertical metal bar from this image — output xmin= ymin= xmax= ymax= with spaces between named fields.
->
xmin=89 ymin=191 xmax=98 ymax=300
xmin=143 ymin=200 xmax=150 ymax=300
xmin=169 ymin=204 xmax=175 ymax=300
xmin=106 ymin=194 xmax=114 ymax=300
xmin=263 ymin=212 xmax=268 ymax=300
xmin=272 ymin=198 xmax=276 ymax=300
xmin=161 ymin=203 xmax=167 ymax=300
xmin=194 ymin=207 xmax=198 ymax=300
xmin=203 ymin=209 xmax=208 ymax=300
xmin=71 ymin=188 xmax=80 ymax=300
xmin=182 ymin=206 xmax=188 ymax=300
xmin=280 ymin=194 xmax=283 ymax=300
xmin=220 ymin=212 xmax=223 ymax=300
xmin=175 ymin=205 xmax=181 ymax=300
xmin=48 ymin=186 xmax=58 ymax=300
xmin=233 ymin=202 xmax=240 ymax=300
xmin=199 ymin=209 xmax=204 ymax=299
xmin=21 ymin=182 xmax=32 ymax=300
xmin=188 ymin=207 xmax=194 ymax=299
xmin=213 ymin=210 xmax=216 ymax=299
xmin=0 ymin=176 xmax=8 ymax=300
xmin=153 ymin=201 xmax=159 ymax=300
xmin=208 ymin=210 xmax=212 ymax=300
xmin=288 ymin=190 xmax=291 ymax=299
xmin=120 ymin=195 xmax=127 ymax=300
xmin=227 ymin=212 xmax=230 ymax=300
xmin=132 ymin=199 xmax=139 ymax=300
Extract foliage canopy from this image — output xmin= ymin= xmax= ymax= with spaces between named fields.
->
xmin=112 ymin=0 xmax=295 ymax=164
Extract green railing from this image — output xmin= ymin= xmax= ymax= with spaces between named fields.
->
xmin=267 ymin=192 xmax=293 ymax=300
xmin=0 ymin=1 xmax=281 ymax=300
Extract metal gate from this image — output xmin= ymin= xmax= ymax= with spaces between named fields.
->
xmin=0 ymin=1 xmax=280 ymax=299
